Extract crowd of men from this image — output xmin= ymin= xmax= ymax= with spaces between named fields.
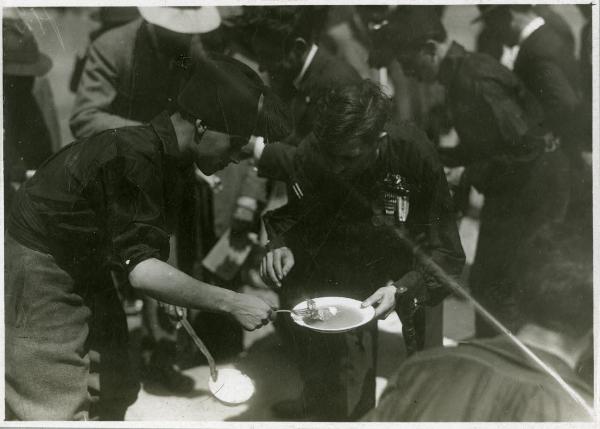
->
xmin=3 ymin=5 xmax=594 ymax=422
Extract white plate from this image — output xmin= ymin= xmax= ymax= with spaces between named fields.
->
xmin=208 ymin=368 xmax=255 ymax=405
xmin=290 ymin=297 xmax=375 ymax=333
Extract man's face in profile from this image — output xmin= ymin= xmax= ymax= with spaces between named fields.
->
xmin=251 ymin=33 xmax=303 ymax=95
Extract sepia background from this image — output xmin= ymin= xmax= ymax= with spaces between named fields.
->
xmin=3 ymin=4 xmax=591 ymax=421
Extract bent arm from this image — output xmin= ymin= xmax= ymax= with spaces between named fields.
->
xmin=129 ymin=258 xmax=237 ymax=312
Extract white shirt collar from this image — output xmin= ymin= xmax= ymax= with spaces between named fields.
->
xmin=293 ymin=44 xmax=319 ymax=89
xmin=519 ymin=16 xmax=545 ymax=44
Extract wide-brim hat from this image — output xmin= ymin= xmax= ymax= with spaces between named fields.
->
xmin=3 ymin=18 xmax=52 ymax=76
xmin=138 ymin=6 xmax=221 ymax=34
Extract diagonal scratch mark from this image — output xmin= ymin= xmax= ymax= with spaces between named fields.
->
xmin=44 ymin=8 xmax=66 ymax=52
xmin=15 ymin=8 xmax=34 ymax=32
xmin=30 ymin=7 xmax=45 ymax=34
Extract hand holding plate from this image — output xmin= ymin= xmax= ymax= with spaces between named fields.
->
xmin=361 ymin=282 xmax=397 ymax=319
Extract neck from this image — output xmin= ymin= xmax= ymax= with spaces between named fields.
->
xmin=293 ymin=44 xmax=318 ymax=88
xmin=516 ymin=324 xmax=590 ymax=370
xmin=437 ymin=39 xmax=452 ymax=64
xmin=169 ymin=112 xmax=195 ymax=163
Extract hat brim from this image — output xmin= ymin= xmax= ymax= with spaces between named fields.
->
xmin=3 ymin=52 xmax=52 ymax=77
xmin=138 ymin=7 xmax=220 ymax=34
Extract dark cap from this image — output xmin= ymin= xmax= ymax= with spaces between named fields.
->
xmin=471 ymin=4 xmax=534 ymax=24
xmin=384 ymin=6 xmax=447 ymax=51
xmin=177 ymin=54 xmax=265 ymax=143
xmin=3 ymin=18 xmax=52 ymax=76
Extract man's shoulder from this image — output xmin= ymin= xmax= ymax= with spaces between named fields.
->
xmin=459 ymin=51 xmax=517 ymax=89
xmin=520 ymin=24 xmax=572 ymax=62
xmin=90 ymin=19 xmax=143 ymax=57
xmin=90 ymin=123 xmax=158 ymax=158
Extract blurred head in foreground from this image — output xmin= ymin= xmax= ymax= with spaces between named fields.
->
xmin=512 ymin=223 xmax=593 ymax=340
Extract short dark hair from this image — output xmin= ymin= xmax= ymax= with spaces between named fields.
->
xmin=313 ymin=80 xmax=391 ymax=151
xmin=512 ymin=223 xmax=592 ymax=338
xmin=237 ymin=6 xmax=327 ymax=49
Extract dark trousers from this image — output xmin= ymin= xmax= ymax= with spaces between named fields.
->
xmin=4 ymin=234 xmax=138 ymax=420
xmin=470 ymin=149 xmax=570 ymax=337
xmin=282 ymin=316 xmax=378 ymax=421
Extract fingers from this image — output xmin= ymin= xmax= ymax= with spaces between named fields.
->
xmin=259 ymin=248 xmax=294 ymax=289
xmin=361 ymin=291 xmax=383 ymax=309
xmin=362 ymin=286 xmax=398 ymax=319
xmin=380 ymin=294 xmax=396 ymax=319
xmin=265 ymin=252 xmax=280 ymax=287
xmin=273 ymin=250 xmax=283 ymax=281
xmin=281 ymin=251 xmax=295 ymax=276
xmin=235 ymin=296 xmax=275 ymax=331
xmin=177 ymin=306 xmax=187 ymax=320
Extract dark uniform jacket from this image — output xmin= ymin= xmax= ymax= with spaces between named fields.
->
xmin=6 ymin=112 xmax=185 ymax=418
xmin=438 ymin=42 xmax=571 ymax=336
xmin=363 ymin=335 xmax=593 ymax=422
xmin=476 ymin=5 xmax=574 ymax=62
xmin=70 ymin=18 xmax=266 ymax=273
xmin=9 ymin=112 xmax=184 ymax=278
xmin=258 ymin=122 xmax=465 ymax=306
xmin=513 ymin=23 xmax=580 ymax=155
xmin=438 ymin=42 xmax=548 ymax=195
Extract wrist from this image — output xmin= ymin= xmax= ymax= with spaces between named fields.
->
xmin=236 ymin=196 xmax=258 ymax=212
xmin=393 ymin=270 xmax=420 ymax=295
xmin=216 ymin=289 xmax=239 ymax=314
xmin=253 ymin=136 xmax=265 ymax=161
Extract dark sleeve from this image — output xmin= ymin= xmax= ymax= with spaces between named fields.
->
xmin=390 ymin=126 xmax=465 ymax=303
xmin=103 ymin=151 xmax=170 ymax=272
xmin=257 ymin=142 xmax=303 ymax=247
xmin=256 ymin=142 xmax=298 ymax=182
xmin=523 ymin=58 xmax=579 ymax=133
xmin=463 ymin=78 xmax=542 ymax=193
xmin=259 ymin=141 xmax=326 ymax=248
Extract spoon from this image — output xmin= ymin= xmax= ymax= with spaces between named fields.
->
xmin=180 ymin=318 xmax=255 ymax=404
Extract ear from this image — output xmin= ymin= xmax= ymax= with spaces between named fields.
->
xmin=194 ymin=119 xmax=207 ymax=142
xmin=421 ymin=40 xmax=438 ymax=58
xmin=195 ymin=119 xmax=207 ymax=133
xmin=291 ymin=37 xmax=309 ymax=57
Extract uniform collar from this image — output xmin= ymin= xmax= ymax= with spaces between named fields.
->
xmin=150 ymin=111 xmax=181 ymax=159
xmin=438 ymin=41 xmax=467 ymax=87
xmin=519 ymin=16 xmax=545 ymax=44
xmin=293 ymin=44 xmax=319 ymax=89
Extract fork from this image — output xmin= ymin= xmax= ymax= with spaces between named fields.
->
xmin=272 ymin=308 xmax=313 ymax=316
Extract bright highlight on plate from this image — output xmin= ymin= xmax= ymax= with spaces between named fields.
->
xmin=208 ymin=368 xmax=255 ymax=405
xmin=290 ymin=297 xmax=375 ymax=333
